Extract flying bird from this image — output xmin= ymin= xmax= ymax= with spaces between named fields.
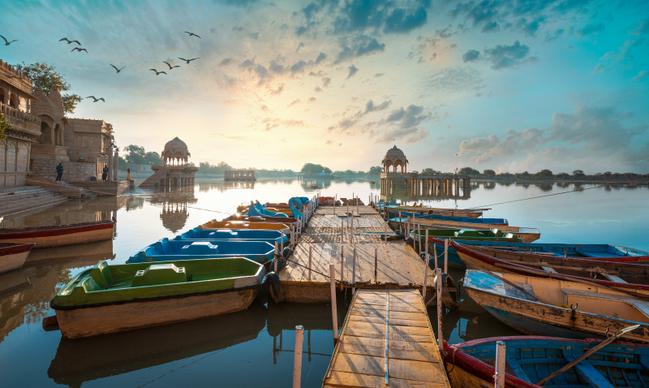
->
xmin=85 ymin=96 xmax=105 ymax=102
xmin=0 ymin=34 xmax=18 ymax=46
xmin=110 ymin=64 xmax=125 ymax=73
xmin=163 ymin=61 xmax=180 ymax=70
xmin=184 ymin=31 xmax=201 ymax=39
xmin=178 ymin=57 xmax=199 ymax=64
xmin=149 ymin=68 xmax=167 ymax=76
xmin=71 ymin=47 xmax=88 ymax=53
xmin=59 ymin=37 xmax=81 ymax=45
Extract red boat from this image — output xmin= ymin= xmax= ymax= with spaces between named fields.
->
xmin=0 ymin=243 xmax=33 ymax=273
xmin=0 ymin=221 xmax=114 ymax=248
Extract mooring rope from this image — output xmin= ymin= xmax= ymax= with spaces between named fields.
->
xmin=471 ymin=183 xmax=605 ymax=209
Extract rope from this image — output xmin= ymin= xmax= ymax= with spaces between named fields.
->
xmin=472 ymin=183 xmax=605 ymax=209
xmin=187 ymin=206 xmax=233 ymax=215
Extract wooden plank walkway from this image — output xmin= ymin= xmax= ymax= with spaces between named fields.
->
xmin=280 ymin=206 xmax=435 ymax=303
xmin=323 ymin=289 xmax=450 ymax=387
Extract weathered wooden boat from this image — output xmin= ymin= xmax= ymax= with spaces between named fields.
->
xmin=394 ymin=216 xmax=540 ymax=242
xmin=128 ymin=238 xmax=276 ymax=264
xmin=175 ymin=227 xmax=289 ymax=245
xmin=0 ymin=221 xmax=114 ymax=248
xmin=444 ymin=336 xmax=649 ymax=387
xmin=51 ymin=257 xmax=265 ymax=338
xmin=225 ymin=214 xmax=298 ymax=224
xmin=382 ymin=204 xmax=485 ymax=218
xmin=448 ymin=240 xmax=649 ymax=258
xmin=200 ymin=220 xmax=290 ymax=234
xmin=0 ymin=243 xmax=33 ymax=273
xmin=390 ymin=212 xmax=508 ymax=225
xmin=410 ymin=230 xmax=520 ymax=268
xmin=463 ymin=269 xmax=649 ymax=342
xmin=454 ymin=242 xmax=649 ymax=299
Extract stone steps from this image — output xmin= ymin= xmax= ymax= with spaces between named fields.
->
xmin=0 ymin=186 xmax=68 ymax=217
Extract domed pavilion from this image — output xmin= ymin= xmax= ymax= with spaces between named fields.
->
xmin=161 ymin=137 xmax=190 ymax=166
xmin=382 ymin=145 xmax=408 ymax=173
xmin=139 ymin=137 xmax=197 ymax=190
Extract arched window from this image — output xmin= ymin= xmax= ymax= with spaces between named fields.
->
xmin=9 ymin=93 xmax=19 ymax=108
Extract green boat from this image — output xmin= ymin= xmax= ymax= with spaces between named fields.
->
xmin=51 ymin=257 xmax=265 ymax=338
xmin=408 ymin=228 xmax=521 ymax=269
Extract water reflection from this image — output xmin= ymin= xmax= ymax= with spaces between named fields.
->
xmin=48 ymin=302 xmax=267 ymax=386
xmin=149 ymin=189 xmax=198 ymax=233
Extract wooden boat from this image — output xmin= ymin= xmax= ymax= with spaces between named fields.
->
xmin=175 ymin=228 xmax=289 ymax=245
xmin=410 ymin=230 xmax=521 ymax=268
xmin=51 ymin=257 xmax=265 ymax=338
xmin=0 ymin=221 xmax=114 ymax=248
xmin=0 ymin=243 xmax=33 ymax=273
xmin=453 ymin=242 xmax=649 ymax=299
xmin=200 ymin=220 xmax=290 ymax=234
xmin=395 ymin=217 xmax=540 ymax=242
xmin=390 ymin=212 xmax=508 ymax=225
xmin=383 ymin=204 xmax=485 ymax=218
xmin=224 ymin=214 xmax=299 ymax=225
xmin=444 ymin=336 xmax=649 ymax=387
xmin=127 ymin=238 xmax=276 ymax=264
xmin=462 ymin=269 xmax=649 ymax=342
xmin=446 ymin=240 xmax=649 ymax=258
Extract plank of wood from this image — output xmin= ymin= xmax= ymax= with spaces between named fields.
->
xmin=324 ymin=370 xmax=447 ymax=388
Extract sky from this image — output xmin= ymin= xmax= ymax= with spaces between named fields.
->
xmin=1 ymin=0 xmax=648 ymax=173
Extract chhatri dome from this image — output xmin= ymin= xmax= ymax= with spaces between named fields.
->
xmin=382 ymin=145 xmax=408 ymax=173
xmin=161 ymin=137 xmax=190 ymax=165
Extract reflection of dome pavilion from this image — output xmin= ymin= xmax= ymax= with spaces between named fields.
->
xmin=382 ymin=145 xmax=408 ymax=173
xmin=150 ymin=191 xmax=198 ymax=233
xmin=140 ymin=137 xmax=197 ymax=190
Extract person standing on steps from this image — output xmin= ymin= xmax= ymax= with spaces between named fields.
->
xmin=56 ymin=162 xmax=64 ymax=181
xmin=102 ymin=165 xmax=109 ymax=181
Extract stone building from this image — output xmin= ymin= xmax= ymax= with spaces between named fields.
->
xmin=140 ymin=137 xmax=197 ymax=190
xmin=0 ymin=60 xmax=41 ymax=187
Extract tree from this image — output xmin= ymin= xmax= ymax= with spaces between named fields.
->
xmin=0 ymin=112 xmax=7 ymax=140
xmin=367 ymin=166 xmax=383 ymax=175
xmin=573 ymin=170 xmax=585 ymax=177
xmin=536 ymin=169 xmax=553 ymax=177
xmin=483 ymin=169 xmax=496 ymax=177
xmin=123 ymin=145 xmax=146 ymax=165
xmin=143 ymin=151 xmax=162 ymax=165
xmin=458 ymin=167 xmax=480 ymax=176
xmin=18 ymin=62 xmax=81 ymax=113
xmin=301 ymin=163 xmax=331 ymax=176
xmin=421 ymin=168 xmax=439 ymax=175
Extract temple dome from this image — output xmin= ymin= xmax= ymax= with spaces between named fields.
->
xmin=382 ymin=145 xmax=407 ymax=164
xmin=161 ymin=137 xmax=190 ymax=164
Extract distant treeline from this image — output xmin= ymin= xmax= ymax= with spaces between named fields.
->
xmin=197 ymin=161 xmax=382 ymax=179
xmin=456 ymin=167 xmax=649 ymax=182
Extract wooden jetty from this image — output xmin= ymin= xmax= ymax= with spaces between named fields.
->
xmin=279 ymin=205 xmax=435 ymax=303
xmin=322 ymin=289 xmax=450 ymax=387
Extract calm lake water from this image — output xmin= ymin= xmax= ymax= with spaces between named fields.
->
xmin=1 ymin=179 xmax=648 ymax=387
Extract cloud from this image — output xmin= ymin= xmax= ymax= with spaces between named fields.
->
xmin=578 ymin=23 xmax=604 ymax=36
xmin=219 ymin=58 xmax=234 ymax=66
xmin=335 ymin=34 xmax=385 ymax=63
xmin=634 ymin=70 xmax=648 ymax=81
xmin=427 ymin=67 xmax=485 ymax=95
xmin=315 ymin=52 xmax=327 ymax=64
xmin=462 ymin=49 xmax=480 ymax=62
xmin=365 ymin=99 xmax=391 ymax=114
xmin=262 ymin=117 xmax=305 ymax=131
xmin=347 ymin=64 xmax=359 ymax=79
xmin=484 ymin=41 xmax=532 ymax=69
xmin=332 ymin=99 xmax=392 ymax=132
xmin=322 ymin=77 xmax=331 ymax=87
xmin=458 ymin=106 xmax=649 ymax=172
xmin=384 ymin=105 xmax=429 ymax=129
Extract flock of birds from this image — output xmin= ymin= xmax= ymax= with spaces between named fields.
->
xmin=1 ymin=31 xmax=203 ymax=104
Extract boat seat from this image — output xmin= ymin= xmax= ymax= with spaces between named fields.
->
xmin=89 ymin=261 xmax=113 ymax=288
xmin=562 ymin=288 xmax=649 ymax=319
xmin=600 ymin=273 xmax=627 ymax=283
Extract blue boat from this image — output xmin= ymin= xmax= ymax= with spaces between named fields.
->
xmin=128 ymin=238 xmax=276 ymax=265
xmin=247 ymin=202 xmax=288 ymax=218
xmin=388 ymin=212 xmax=508 ymax=225
xmin=444 ymin=336 xmax=649 ymax=387
xmin=175 ymin=228 xmax=289 ymax=246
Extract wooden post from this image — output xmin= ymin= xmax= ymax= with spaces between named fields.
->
xmin=422 ymin=229 xmax=429 ymax=300
xmin=433 ymin=243 xmax=439 ymax=270
xmin=444 ymin=238 xmax=449 ymax=274
xmin=374 ymin=247 xmax=378 ymax=283
xmin=350 ymin=215 xmax=354 ymax=244
xmin=352 ymin=246 xmax=357 ymax=292
xmin=280 ymin=232 xmax=285 ymax=258
xmin=494 ymin=341 xmax=506 ymax=388
xmin=436 ymin=268 xmax=444 ymax=355
xmin=293 ymin=325 xmax=304 ymax=388
xmin=329 ymin=263 xmax=339 ymax=342
xmin=308 ymin=245 xmax=312 ymax=281
xmin=274 ymin=242 xmax=279 ymax=273
xmin=340 ymin=218 xmax=344 ymax=243
xmin=340 ymin=246 xmax=344 ymax=283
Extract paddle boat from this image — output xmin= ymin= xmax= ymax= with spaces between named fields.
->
xmin=453 ymin=241 xmax=649 ymax=299
xmin=409 ymin=230 xmax=521 ymax=268
xmin=444 ymin=336 xmax=649 ymax=387
xmin=381 ymin=204 xmax=485 ymax=218
xmin=389 ymin=212 xmax=508 ymax=225
xmin=448 ymin=240 xmax=649 ymax=258
xmin=0 ymin=220 xmax=114 ymax=248
xmin=462 ymin=269 xmax=649 ymax=342
xmin=247 ymin=201 xmax=289 ymax=218
xmin=0 ymin=243 xmax=33 ymax=273
xmin=51 ymin=257 xmax=265 ymax=338
xmin=128 ymin=238 xmax=276 ymax=265
xmin=200 ymin=220 xmax=290 ymax=234
xmin=225 ymin=214 xmax=298 ymax=224
xmin=175 ymin=228 xmax=289 ymax=246
xmin=392 ymin=216 xmax=540 ymax=242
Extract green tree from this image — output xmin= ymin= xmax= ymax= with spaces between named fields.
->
xmin=18 ymin=62 xmax=81 ymax=113
xmin=123 ymin=145 xmax=146 ymax=165
xmin=143 ymin=151 xmax=162 ymax=165
xmin=367 ymin=166 xmax=383 ymax=175
xmin=458 ymin=167 xmax=480 ymax=176
xmin=573 ymin=169 xmax=585 ymax=177
xmin=421 ymin=168 xmax=439 ymax=175
xmin=301 ymin=163 xmax=331 ymax=176
xmin=0 ymin=112 xmax=8 ymax=140
xmin=483 ymin=169 xmax=496 ymax=177
xmin=536 ymin=169 xmax=553 ymax=177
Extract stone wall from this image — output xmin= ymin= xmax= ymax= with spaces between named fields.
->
xmin=0 ymin=137 xmax=31 ymax=187
xmin=29 ymin=158 xmax=98 ymax=182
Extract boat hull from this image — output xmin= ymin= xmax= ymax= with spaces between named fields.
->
xmin=0 ymin=222 xmax=113 ymax=248
xmin=56 ymin=288 xmax=258 ymax=338
xmin=0 ymin=244 xmax=32 ymax=273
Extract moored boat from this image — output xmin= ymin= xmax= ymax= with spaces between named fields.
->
xmin=392 ymin=216 xmax=540 ymax=242
xmin=175 ymin=228 xmax=289 ymax=245
xmin=127 ymin=238 xmax=276 ymax=264
xmin=0 ymin=221 xmax=114 ymax=248
xmin=444 ymin=336 xmax=649 ymax=387
xmin=390 ymin=212 xmax=508 ymax=225
xmin=450 ymin=240 xmax=649 ymax=258
xmin=462 ymin=269 xmax=649 ymax=342
xmin=382 ymin=204 xmax=485 ymax=218
xmin=200 ymin=220 xmax=290 ymax=234
xmin=0 ymin=243 xmax=33 ymax=273
xmin=453 ymin=241 xmax=649 ymax=299
xmin=51 ymin=257 xmax=265 ymax=338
